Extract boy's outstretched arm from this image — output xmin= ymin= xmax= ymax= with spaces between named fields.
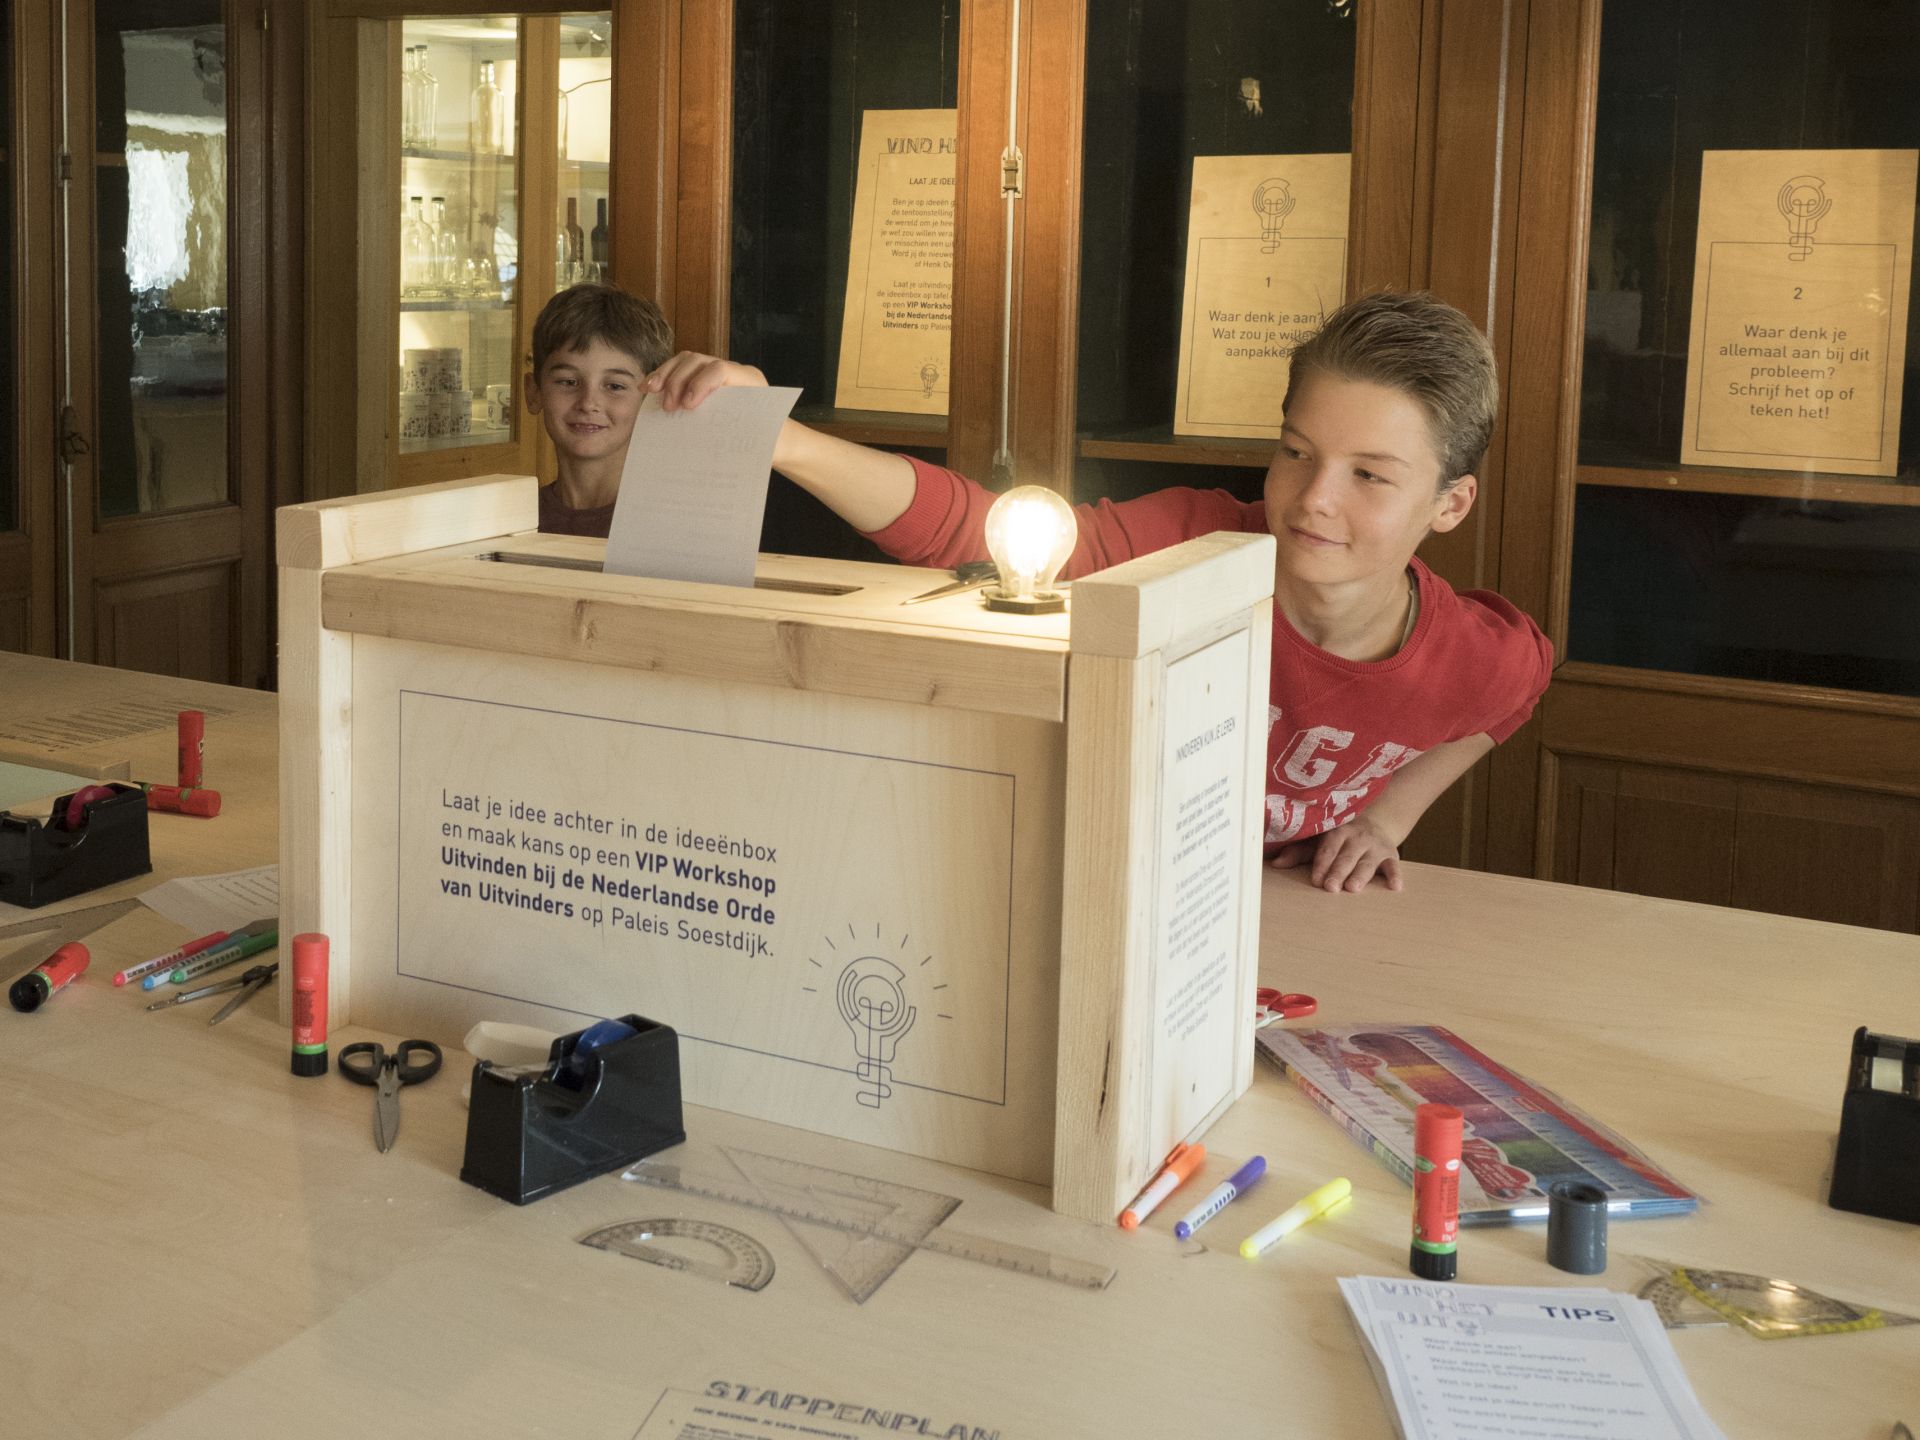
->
xmin=647 ymin=351 xmax=916 ymax=533
xmin=1272 ymin=733 xmax=1496 ymax=894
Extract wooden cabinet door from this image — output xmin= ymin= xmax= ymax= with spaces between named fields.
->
xmin=55 ymin=0 xmax=271 ymax=685
xmin=1500 ymin=0 xmax=1920 ymax=930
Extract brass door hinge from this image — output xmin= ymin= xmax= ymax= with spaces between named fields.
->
xmin=1000 ymin=144 xmax=1025 ymax=199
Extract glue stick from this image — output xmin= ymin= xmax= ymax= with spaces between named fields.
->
xmin=10 ymin=943 xmax=90 ymax=1013
xmin=1410 ymin=1103 xmax=1462 ymax=1281
xmin=145 ymin=783 xmax=221 ymax=818
xmin=178 ymin=710 xmax=204 ymax=787
xmin=290 ymin=933 xmax=329 ymax=1077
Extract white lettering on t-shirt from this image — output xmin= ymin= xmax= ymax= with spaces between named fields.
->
xmin=1265 ymin=794 xmax=1308 ymax=843
xmin=1275 ymin=725 xmax=1355 ymax=789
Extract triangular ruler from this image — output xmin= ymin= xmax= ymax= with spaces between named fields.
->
xmin=720 ymin=1147 xmax=960 ymax=1304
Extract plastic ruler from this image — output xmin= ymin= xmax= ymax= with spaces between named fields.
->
xmin=624 ymin=1147 xmax=1115 ymax=1293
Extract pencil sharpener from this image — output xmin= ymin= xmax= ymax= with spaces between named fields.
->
xmin=0 ymin=783 xmax=152 ymax=908
xmin=1828 ymin=1026 xmax=1920 ymax=1227
xmin=459 ymin=1012 xmax=685 ymax=1205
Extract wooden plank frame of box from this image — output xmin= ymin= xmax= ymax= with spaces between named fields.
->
xmin=277 ymin=474 xmax=1274 ymax=1219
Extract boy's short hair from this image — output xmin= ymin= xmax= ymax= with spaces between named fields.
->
xmin=1284 ymin=290 xmax=1498 ymax=491
xmin=530 ymin=283 xmax=673 ymax=377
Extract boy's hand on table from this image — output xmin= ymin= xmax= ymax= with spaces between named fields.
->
xmin=1271 ymin=815 xmax=1404 ymax=894
xmin=647 ymin=351 xmax=768 ymax=411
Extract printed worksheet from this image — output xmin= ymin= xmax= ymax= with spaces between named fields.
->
xmin=1340 ymin=1276 xmax=1728 ymax=1440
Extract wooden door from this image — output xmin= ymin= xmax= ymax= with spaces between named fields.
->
xmin=52 ymin=0 xmax=271 ymax=686
xmin=1499 ymin=0 xmax=1920 ymax=930
xmin=0 ymin=0 xmax=57 ymax=655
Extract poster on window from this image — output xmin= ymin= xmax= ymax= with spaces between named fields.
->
xmin=1173 ymin=153 xmax=1350 ymax=439
xmin=1682 ymin=148 xmax=1917 ymax=477
xmin=834 ymin=109 xmax=956 ymax=416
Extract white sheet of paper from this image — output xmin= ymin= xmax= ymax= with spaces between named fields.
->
xmin=603 ymin=387 xmax=802 ymax=587
xmin=139 ymin=864 xmax=279 ymax=937
xmin=1339 ymin=1276 xmax=1728 ymax=1440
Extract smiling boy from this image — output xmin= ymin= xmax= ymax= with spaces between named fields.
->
xmin=648 ymin=291 xmax=1552 ymax=892
xmin=524 ymin=284 xmax=674 ymax=536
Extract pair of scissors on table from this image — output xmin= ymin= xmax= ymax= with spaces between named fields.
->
xmin=339 ymin=1039 xmax=443 ymax=1152
xmin=1255 ymin=988 xmax=1317 ymax=1028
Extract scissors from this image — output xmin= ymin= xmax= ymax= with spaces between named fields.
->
xmin=339 ymin=1039 xmax=443 ymax=1153
xmin=902 ymin=559 xmax=999 ymax=605
xmin=1255 ymin=988 xmax=1317 ymax=1027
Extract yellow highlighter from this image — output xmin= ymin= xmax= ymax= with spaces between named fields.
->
xmin=1240 ymin=1176 xmax=1352 ymax=1258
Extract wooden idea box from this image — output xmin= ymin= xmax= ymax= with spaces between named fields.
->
xmin=277 ymin=475 xmax=1273 ymax=1221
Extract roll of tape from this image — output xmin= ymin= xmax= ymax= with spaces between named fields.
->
xmin=1546 ymin=1180 xmax=1609 ymax=1275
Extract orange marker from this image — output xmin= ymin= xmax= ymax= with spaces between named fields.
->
xmin=1118 ymin=1142 xmax=1206 ymax=1229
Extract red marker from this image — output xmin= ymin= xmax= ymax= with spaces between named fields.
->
xmin=290 ymin=933 xmax=329 ymax=1077
xmin=11 ymin=943 xmax=90 ymax=1012
xmin=1410 ymin=1103 xmax=1463 ymax=1281
xmin=178 ymin=710 xmax=205 ymax=787
xmin=145 ymin=784 xmax=221 ymax=818
xmin=113 ymin=929 xmax=231 ymax=986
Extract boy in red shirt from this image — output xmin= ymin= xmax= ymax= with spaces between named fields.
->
xmin=524 ymin=283 xmax=674 ymax=536
xmin=648 ymin=291 xmax=1551 ymax=893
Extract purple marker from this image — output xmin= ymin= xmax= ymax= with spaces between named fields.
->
xmin=1174 ymin=1156 xmax=1267 ymax=1240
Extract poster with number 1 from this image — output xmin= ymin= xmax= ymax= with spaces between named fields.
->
xmin=1682 ymin=148 xmax=1916 ymax=477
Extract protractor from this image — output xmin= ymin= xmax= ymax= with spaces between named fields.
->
xmin=579 ymin=1218 xmax=776 ymax=1292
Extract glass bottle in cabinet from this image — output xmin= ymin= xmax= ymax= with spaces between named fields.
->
xmin=556 ymin=14 xmax=612 ymax=294
xmin=397 ymin=17 xmax=519 ymax=458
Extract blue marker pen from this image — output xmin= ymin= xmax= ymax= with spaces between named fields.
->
xmin=1174 ymin=1156 xmax=1266 ymax=1240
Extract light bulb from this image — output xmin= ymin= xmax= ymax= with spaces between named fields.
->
xmin=1776 ymin=175 xmax=1831 ymax=263
xmin=1252 ymin=177 xmax=1295 ymax=254
xmin=983 ymin=485 xmax=1076 ymax=615
xmin=835 ymin=956 xmax=915 ymax=1109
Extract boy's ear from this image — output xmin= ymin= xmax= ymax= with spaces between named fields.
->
xmin=1429 ymin=473 xmax=1477 ymax=535
xmin=521 ymin=370 xmax=542 ymax=414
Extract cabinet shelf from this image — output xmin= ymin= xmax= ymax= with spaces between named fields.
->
xmin=401 ymin=145 xmax=515 ymax=165
xmin=794 ymin=405 xmax=948 ymax=450
xmin=1076 ymin=426 xmax=1273 ymax=470
xmin=402 ymin=429 xmax=516 ymax=456
xmin=1578 ymin=463 xmax=1920 ymax=510
xmin=401 ymin=297 xmax=512 ymax=313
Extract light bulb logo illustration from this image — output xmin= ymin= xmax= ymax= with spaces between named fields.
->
xmin=919 ymin=361 xmax=941 ymax=398
xmin=1777 ymin=175 xmax=1831 ymax=262
xmin=836 ymin=955 xmax=916 ymax=1108
xmin=1252 ymin=178 xmax=1295 ymax=254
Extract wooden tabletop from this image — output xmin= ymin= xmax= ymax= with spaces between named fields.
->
xmin=3 ymin=655 xmax=1917 ymax=1439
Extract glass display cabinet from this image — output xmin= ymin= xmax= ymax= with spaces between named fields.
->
xmin=1072 ymin=0 xmax=1358 ymax=508
xmin=382 ymin=11 xmax=612 ymax=484
xmin=1503 ymin=0 xmax=1920 ymax=930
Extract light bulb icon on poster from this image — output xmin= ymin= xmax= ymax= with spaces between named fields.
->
xmin=1252 ymin=178 xmax=1295 ymax=254
xmin=1777 ymin=175 xmax=1832 ymax=262
xmin=836 ymin=956 xmax=916 ymax=1108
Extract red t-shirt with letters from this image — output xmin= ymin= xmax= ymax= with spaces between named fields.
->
xmin=865 ymin=457 xmax=1553 ymax=851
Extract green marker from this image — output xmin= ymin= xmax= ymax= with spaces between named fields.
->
xmin=170 ymin=924 xmax=279 ymax=984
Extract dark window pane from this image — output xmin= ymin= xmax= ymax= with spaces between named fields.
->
xmin=96 ymin=2 xmax=229 ymax=519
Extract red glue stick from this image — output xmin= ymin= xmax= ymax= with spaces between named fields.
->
xmin=290 ymin=933 xmax=330 ymax=1077
xmin=11 ymin=943 xmax=91 ymax=1012
xmin=146 ymin=784 xmax=222 ymax=818
xmin=178 ymin=710 xmax=205 ymax=787
xmin=1410 ymin=1103 xmax=1463 ymax=1281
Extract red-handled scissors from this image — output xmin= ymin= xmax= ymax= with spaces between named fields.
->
xmin=1255 ymin=989 xmax=1317 ymax=1027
